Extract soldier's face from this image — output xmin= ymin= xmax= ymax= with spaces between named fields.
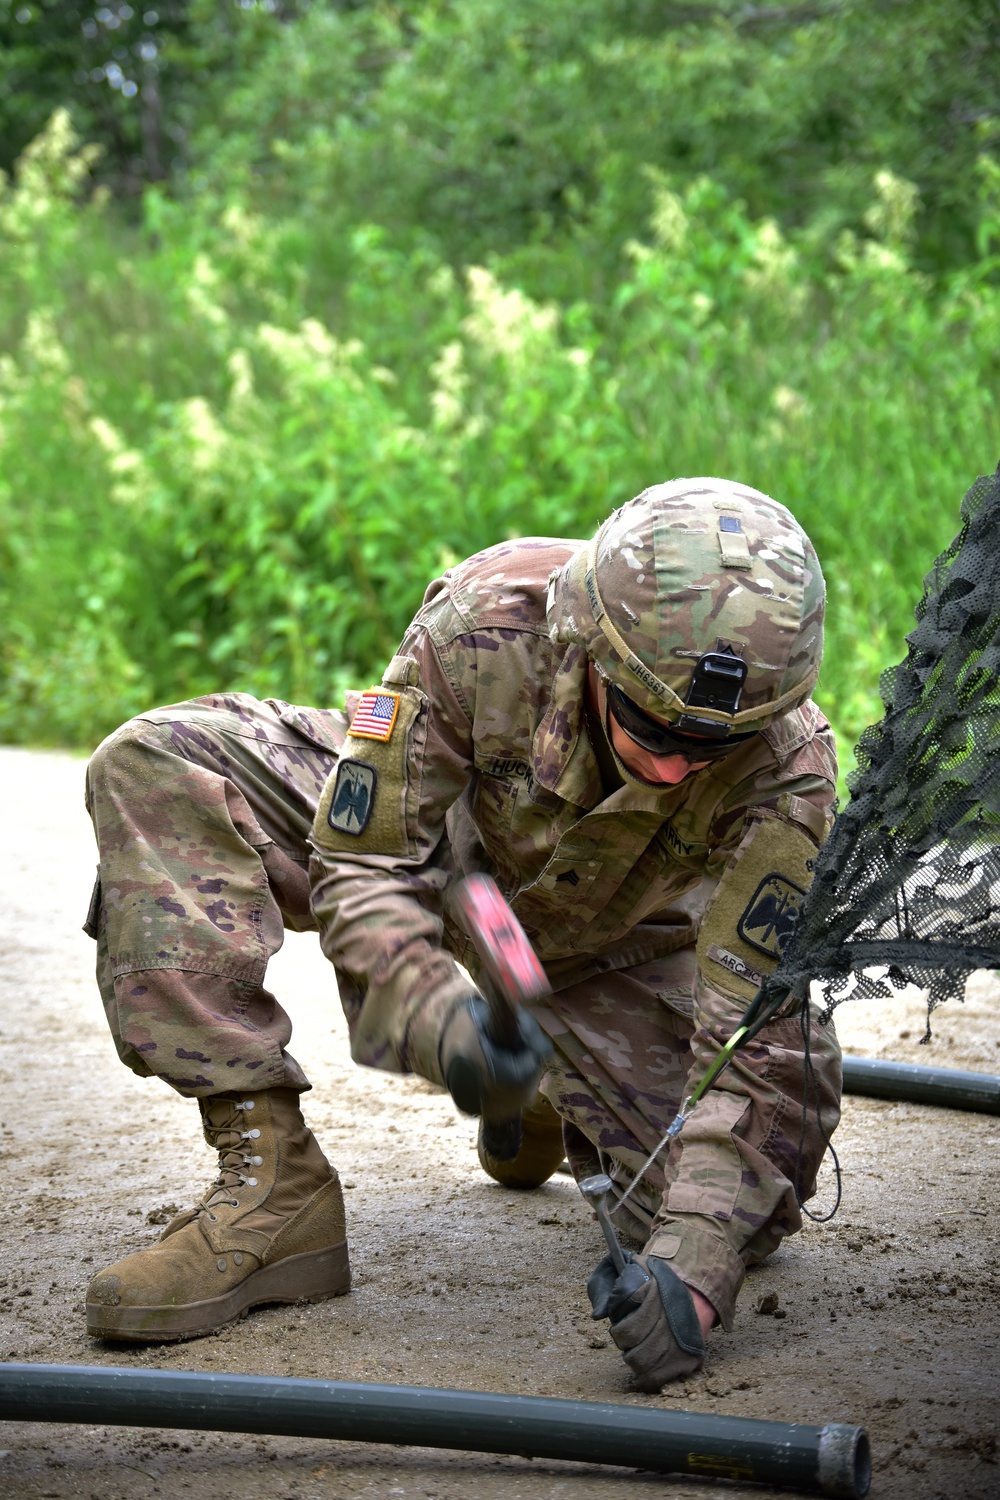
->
xmin=587 ymin=666 xmax=712 ymax=785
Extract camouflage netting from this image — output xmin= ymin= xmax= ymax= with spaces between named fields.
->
xmin=768 ymin=462 xmax=1000 ymax=1033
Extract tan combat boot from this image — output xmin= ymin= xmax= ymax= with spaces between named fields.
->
xmin=477 ymin=1092 xmax=568 ymax=1189
xmin=86 ymin=1088 xmax=350 ymax=1341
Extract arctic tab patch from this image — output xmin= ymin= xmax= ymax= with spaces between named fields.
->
xmin=737 ymin=873 xmax=806 ymax=958
xmin=348 ymin=691 xmax=400 ymax=742
xmin=697 ymin=812 xmax=819 ymax=1000
xmin=706 ymin=944 xmax=765 ymax=988
xmin=327 ymin=759 xmax=377 ymax=836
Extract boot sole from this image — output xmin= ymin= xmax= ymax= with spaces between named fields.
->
xmin=86 ymin=1240 xmax=350 ymax=1343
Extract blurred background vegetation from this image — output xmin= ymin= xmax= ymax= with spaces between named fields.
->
xmin=1 ymin=0 xmax=998 ymax=779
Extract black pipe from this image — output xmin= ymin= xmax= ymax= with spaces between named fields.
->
xmin=0 ymin=1363 xmax=870 ymax=1497
xmin=842 ymin=1055 xmax=1000 ymax=1114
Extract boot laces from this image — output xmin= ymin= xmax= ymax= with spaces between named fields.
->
xmin=195 ymin=1097 xmax=265 ymax=1222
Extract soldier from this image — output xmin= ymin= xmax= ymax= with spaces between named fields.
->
xmin=83 ymin=477 xmax=840 ymax=1390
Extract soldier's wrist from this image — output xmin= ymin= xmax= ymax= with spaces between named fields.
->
xmin=644 ymin=1216 xmax=744 ymax=1332
xmin=403 ymin=970 xmax=481 ymax=1086
xmin=438 ymin=996 xmax=552 ymax=1118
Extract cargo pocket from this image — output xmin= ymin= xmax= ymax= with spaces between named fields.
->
xmin=83 ymin=868 xmax=101 ymax=940
xmin=665 ymin=1090 xmax=750 ymax=1221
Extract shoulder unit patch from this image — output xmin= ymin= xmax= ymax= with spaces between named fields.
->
xmin=737 ymin=872 xmax=806 ymax=959
xmin=327 ymin=759 xmax=377 ymax=836
xmin=697 ymin=812 xmax=818 ymax=1000
xmin=348 ymin=690 xmax=400 ymax=742
xmin=311 ymin=681 xmax=425 ymax=858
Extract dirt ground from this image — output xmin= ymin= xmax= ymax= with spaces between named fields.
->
xmin=1 ymin=745 xmax=998 ymax=1500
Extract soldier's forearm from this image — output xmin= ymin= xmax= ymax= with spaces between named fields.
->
xmin=311 ymin=859 xmax=473 ymax=1081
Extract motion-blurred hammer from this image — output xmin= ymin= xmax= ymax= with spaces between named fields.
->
xmin=451 ymin=874 xmax=552 ymax=1161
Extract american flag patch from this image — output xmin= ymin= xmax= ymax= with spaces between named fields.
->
xmin=348 ymin=690 xmax=400 ymax=742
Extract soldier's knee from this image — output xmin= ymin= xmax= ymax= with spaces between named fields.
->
xmin=477 ymin=1092 xmax=566 ymax=1190
xmin=87 ymin=713 xmax=173 ymax=810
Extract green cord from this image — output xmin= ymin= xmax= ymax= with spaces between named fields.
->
xmin=668 ymin=984 xmax=793 ymax=1137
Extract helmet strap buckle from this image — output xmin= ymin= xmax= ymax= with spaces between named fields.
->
xmin=682 ymin=649 xmax=748 ymax=734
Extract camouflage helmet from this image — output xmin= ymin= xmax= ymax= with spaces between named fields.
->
xmin=547 ymin=477 xmax=825 ymax=737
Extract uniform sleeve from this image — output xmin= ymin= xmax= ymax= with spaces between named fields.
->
xmin=693 ymin=713 xmax=839 ymax=1063
xmin=643 ymin=720 xmax=841 ymax=1326
xmin=308 ymin=618 xmax=478 ymax=1083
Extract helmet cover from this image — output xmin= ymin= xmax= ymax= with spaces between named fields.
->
xmin=547 ymin=477 xmax=825 ymax=735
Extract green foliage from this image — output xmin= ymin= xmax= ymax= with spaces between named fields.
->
xmin=2 ymin=109 xmax=998 ymax=781
xmin=3 ymin=2 xmax=998 ymax=272
xmin=182 ymin=0 xmax=1000 ymax=284
xmin=0 ymin=0 xmax=307 ymax=194
xmin=2 ymin=0 xmax=999 ymax=796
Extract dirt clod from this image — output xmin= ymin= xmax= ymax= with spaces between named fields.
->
xmin=145 ymin=1204 xmax=179 ymax=1226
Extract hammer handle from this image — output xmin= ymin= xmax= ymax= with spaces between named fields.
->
xmin=480 ymin=974 xmax=522 ymax=1050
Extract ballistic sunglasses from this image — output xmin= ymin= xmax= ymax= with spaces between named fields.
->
xmin=606 ymin=683 xmax=758 ymax=762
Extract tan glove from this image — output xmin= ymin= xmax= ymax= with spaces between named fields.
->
xmin=587 ymin=1250 xmax=706 ymax=1390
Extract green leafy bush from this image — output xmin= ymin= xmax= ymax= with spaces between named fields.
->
xmin=1 ymin=108 xmax=998 ymax=792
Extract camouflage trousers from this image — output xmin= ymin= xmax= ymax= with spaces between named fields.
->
xmin=85 ymin=694 xmax=347 ymax=1097
xmin=535 ymin=971 xmax=840 ymax=1327
xmin=86 ymin=693 xmax=841 ymax=1327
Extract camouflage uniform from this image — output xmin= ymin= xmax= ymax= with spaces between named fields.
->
xmin=85 ymin=695 xmax=347 ymax=1098
xmin=87 ymin=478 xmax=841 ymax=1329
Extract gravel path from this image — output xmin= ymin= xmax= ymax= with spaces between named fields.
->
xmin=1 ymin=746 xmax=998 ymax=1499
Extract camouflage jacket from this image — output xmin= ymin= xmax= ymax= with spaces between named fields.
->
xmin=309 ymin=538 xmax=837 ymax=1083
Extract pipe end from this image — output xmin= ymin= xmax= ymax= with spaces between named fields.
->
xmin=818 ymin=1422 xmax=872 ymax=1498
